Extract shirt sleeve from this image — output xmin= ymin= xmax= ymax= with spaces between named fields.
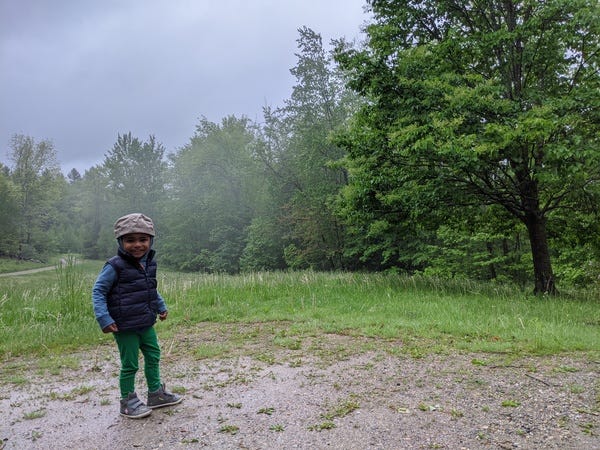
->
xmin=140 ymin=254 xmax=168 ymax=314
xmin=92 ymin=263 xmax=117 ymax=330
xmin=156 ymin=291 xmax=168 ymax=314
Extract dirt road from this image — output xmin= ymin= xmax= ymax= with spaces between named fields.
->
xmin=0 ymin=266 xmax=56 ymax=277
xmin=1 ymin=324 xmax=598 ymax=450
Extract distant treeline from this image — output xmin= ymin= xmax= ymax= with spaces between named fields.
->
xmin=1 ymin=1 xmax=599 ymax=294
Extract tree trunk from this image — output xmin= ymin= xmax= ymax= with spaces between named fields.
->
xmin=485 ymin=241 xmax=497 ymax=280
xmin=524 ymin=212 xmax=556 ymax=295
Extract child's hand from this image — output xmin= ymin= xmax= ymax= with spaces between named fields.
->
xmin=159 ymin=311 xmax=168 ymax=321
xmin=102 ymin=323 xmax=118 ymax=333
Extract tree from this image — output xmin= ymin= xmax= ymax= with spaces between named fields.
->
xmin=257 ymin=27 xmax=359 ymax=270
xmin=102 ymin=132 xmax=167 ymax=219
xmin=67 ymin=168 xmax=82 ymax=183
xmin=77 ymin=166 xmax=115 ymax=259
xmin=336 ymin=0 xmax=600 ymax=293
xmin=67 ymin=133 xmax=168 ymax=259
xmin=163 ymin=116 xmax=264 ymax=272
xmin=0 ymin=164 xmax=19 ymax=256
xmin=8 ymin=134 xmax=64 ymax=258
xmin=239 ymin=216 xmax=286 ymax=271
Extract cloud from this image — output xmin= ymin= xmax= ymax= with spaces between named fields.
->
xmin=0 ymin=0 xmax=368 ymax=173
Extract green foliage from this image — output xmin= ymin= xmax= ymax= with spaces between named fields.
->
xmin=547 ymin=197 xmax=600 ymax=287
xmin=259 ymin=27 xmax=358 ymax=270
xmin=76 ymin=166 xmax=114 ymax=260
xmin=102 ymin=132 xmax=167 ymax=219
xmin=0 ymin=167 xmax=20 ymax=256
xmin=4 ymin=21 xmax=600 ymax=288
xmin=6 ymin=134 xmax=67 ymax=259
xmin=240 ymin=217 xmax=286 ymax=272
xmin=163 ymin=116 xmax=264 ymax=272
xmin=335 ymin=0 xmax=600 ymax=293
xmin=74 ymin=133 xmax=169 ymax=260
xmin=419 ymin=206 xmax=532 ymax=284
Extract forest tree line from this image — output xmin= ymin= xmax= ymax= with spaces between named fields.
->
xmin=1 ymin=1 xmax=599 ymax=294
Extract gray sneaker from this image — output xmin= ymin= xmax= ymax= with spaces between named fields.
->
xmin=147 ymin=383 xmax=183 ymax=409
xmin=120 ymin=392 xmax=152 ymax=419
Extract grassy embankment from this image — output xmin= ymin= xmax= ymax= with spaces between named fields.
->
xmin=0 ymin=257 xmax=599 ymax=360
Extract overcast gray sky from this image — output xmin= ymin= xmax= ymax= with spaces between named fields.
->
xmin=0 ymin=0 xmax=369 ymax=173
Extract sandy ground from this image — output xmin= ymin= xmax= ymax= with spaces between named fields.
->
xmin=1 ymin=324 xmax=599 ymax=450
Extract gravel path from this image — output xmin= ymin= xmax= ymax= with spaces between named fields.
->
xmin=2 ymin=324 xmax=599 ymax=449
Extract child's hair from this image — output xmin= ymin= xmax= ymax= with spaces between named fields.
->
xmin=114 ymin=213 xmax=155 ymax=239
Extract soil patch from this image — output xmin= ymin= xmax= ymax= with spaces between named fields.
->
xmin=1 ymin=323 xmax=598 ymax=449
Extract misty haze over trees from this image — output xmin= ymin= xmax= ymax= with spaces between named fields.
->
xmin=1 ymin=0 xmax=599 ymax=295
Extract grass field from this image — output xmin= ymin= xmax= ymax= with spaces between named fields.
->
xmin=0 ymin=257 xmax=59 ymax=274
xmin=0 ymin=258 xmax=599 ymax=359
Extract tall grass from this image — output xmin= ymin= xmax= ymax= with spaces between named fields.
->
xmin=0 ymin=264 xmax=598 ymax=359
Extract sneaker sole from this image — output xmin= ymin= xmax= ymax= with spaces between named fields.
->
xmin=148 ymin=397 xmax=183 ymax=409
xmin=120 ymin=409 xmax=152 ymax=419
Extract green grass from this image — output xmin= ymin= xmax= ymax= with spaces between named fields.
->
xmin=0 ymin=256 xmax=58 ymax=274
xmin=0 ymin=263 xmax=599 ymax=359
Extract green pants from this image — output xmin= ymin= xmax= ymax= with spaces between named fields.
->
xmin=113 ymin=326 xmax=161 ymax=398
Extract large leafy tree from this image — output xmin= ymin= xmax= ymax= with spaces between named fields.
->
xmin=336 ymin=0 xmax=600 ymax=293
xmin=8 ymin=134 xmax=66 ymax=258
xmin=163 ymin=116 xmax=264 ymax=272
xmin=257 ymin=27 xmax=358 ymax=270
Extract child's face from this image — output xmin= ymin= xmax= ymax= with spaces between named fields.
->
xmin=121 ymin=233 xmax=151 ymax=259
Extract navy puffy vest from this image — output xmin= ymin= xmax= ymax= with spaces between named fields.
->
xmin=106 ymin=248 xmax=159 ymax=331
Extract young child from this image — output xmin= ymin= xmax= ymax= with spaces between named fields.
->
xmin=92 ymin=213 xmax=182 ymax=418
